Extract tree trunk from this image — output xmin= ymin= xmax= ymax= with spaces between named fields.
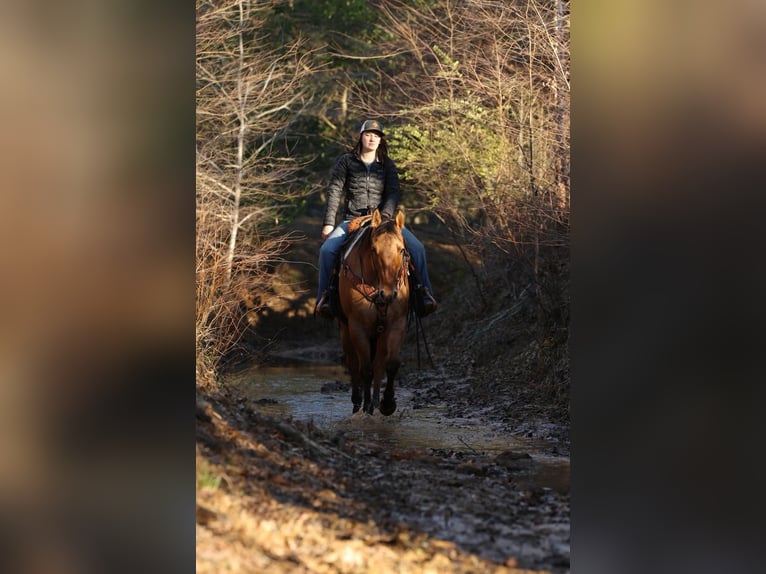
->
xmin=555 ymin=0 xmax=570 ymax=211
xmin=225 ymin=0 xmax=247 ymax=288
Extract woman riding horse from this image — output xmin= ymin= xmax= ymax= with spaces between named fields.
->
xmin=315 ymin=119 xmax=437 ymax=319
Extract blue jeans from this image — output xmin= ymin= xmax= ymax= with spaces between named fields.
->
xmin=317 ymin=220 xmax=434 ymax=301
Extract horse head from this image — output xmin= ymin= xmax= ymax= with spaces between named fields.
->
xmin=369 ymin=209 xmax=408 ymax=305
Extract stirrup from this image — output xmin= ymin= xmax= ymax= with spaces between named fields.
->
xmin=315 ymin=292 xmax=334 ymax=319
xmin=419 ymin=287 xmax=438 ymax=317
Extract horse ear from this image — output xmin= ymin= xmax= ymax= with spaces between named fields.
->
xmin=371 ymin=209 xmax=382 ymax=227
xmin=395 ymin=208 xmax=405 ymax=229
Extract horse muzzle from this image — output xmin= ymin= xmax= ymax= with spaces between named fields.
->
xmin=375 ymin=289 xmax=397 ymax=305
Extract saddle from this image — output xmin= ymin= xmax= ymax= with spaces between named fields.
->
xmin=326 ymin=216 xmax=371 ymax=322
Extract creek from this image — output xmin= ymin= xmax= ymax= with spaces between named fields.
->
xmin=227 ymin=363 xmax=569 ymax=494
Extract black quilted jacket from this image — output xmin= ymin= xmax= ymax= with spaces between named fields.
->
xmin=322 ymin=152 xmax=401 ymax=227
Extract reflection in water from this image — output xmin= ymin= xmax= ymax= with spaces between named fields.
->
xmin=228 ymin=364 xmax=569 ymax=493
xmin=229 ymin=364 xmax=351 ymax=426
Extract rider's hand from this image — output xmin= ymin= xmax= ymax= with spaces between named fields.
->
xmin=321 ymin=225 xmax=334 ymax=241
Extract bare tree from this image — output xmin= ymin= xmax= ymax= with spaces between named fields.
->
xmin=196 ymin=0 xmax=315 ymax=384
xmin=370 ymin=0 xmax=568 ymax=230
xmin=355 ymin=0 xmax=569 ymax=324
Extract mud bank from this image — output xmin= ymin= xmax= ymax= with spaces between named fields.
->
xmin=196 ymin=386 xmax=570 ymax=573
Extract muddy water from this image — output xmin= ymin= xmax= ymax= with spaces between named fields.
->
xmin=228 ymin=364 xmax=569 ymax=494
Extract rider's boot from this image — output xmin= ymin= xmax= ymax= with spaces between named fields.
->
xmin=315 ymin=290 xmax=334 ymax=320
xmin=419 ymin=286 xmax=438 ymax=317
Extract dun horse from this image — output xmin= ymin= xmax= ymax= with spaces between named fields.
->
xmin=338 ymin=208 xmax=410 ymax=415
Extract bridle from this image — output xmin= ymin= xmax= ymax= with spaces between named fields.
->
xmin=342 ymin=223 xmax=409 ymax=327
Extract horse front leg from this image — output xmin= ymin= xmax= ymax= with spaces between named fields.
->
xmin=351 ymin=370 xmax=363 ymax=414
xmin=348 ymin=323 xmax=375 ymax=415
xmin=379 ymin=357 xmax=400 ymax=416
xmin=362 ymin=332 xmax=380 ymax=415
xmin=350 ymin=359 xmax=368 ymax=414
xmin=371 ymin=372 xmax=381 ymax=414
xmin=362 ymin=364 xmax=374 ymax=415
xmin=379 ymin=329 xmax=404 ymax=416
xmin=341 ymin=324 xmax=363 ymax=413
xmin=372 ymin=336 xmax=390 ymax=414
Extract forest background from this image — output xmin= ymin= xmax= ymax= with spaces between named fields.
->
xmin=196 ymin=0 xmax=570 ymax=393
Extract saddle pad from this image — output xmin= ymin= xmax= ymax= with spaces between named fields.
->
xmin=341 ymin=225 xmax=370 ymax=263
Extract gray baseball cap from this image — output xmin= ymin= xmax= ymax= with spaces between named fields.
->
xmin=359 ymin=119 xmax=384 ymax=135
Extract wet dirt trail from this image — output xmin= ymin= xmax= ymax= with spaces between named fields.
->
xmin=196 ymin=346 xmax=570 ymax=573
xmin=230 ymin=362 xmax=569 ymax=496
xmin=196 ymin=215 xmax=570 ymax=573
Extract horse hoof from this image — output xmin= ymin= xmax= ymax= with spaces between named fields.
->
xmin=379 ymin=400 xmax=397 ymax=416
xmin=352 ymin=404 xmax=361 ymax=414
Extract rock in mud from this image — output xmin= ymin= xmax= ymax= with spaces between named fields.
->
xmin=495 ymin=450 xmax=534 ymax=470
xmin=320 ymin=380 xmax=348 ymax=393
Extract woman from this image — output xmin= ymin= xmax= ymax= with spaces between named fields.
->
xmin=315 ymin=119 xmax=437 ymax=319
